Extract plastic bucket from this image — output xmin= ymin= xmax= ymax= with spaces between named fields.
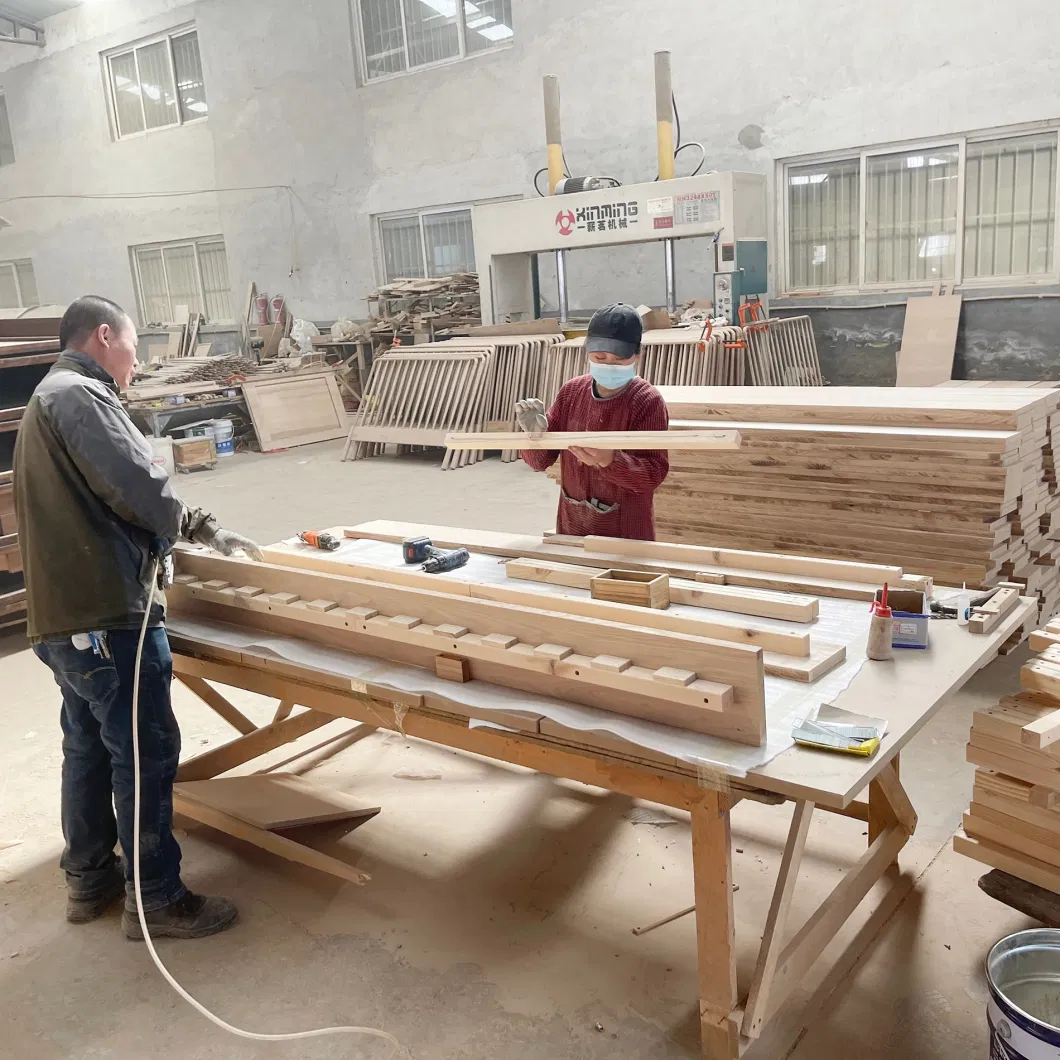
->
xmin=210 ymin=418 xmax=234 ymax=456
xmin=987 ymin=930 xmax=1060 ymax=1058
xmin=148 ymin=436 xmax=174 ymax=477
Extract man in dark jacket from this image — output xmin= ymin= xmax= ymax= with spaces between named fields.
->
xmin=15 ymin=295 xmax=262 ymax=938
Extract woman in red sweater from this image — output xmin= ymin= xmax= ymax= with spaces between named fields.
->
xmin=516 ymin=303 xmax=669 ymax=541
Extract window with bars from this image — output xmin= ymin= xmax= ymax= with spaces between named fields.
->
xmin=357 ymin=0 xmax=513 ymax=81
xmin=0 ymin=96 xmax=14 ymax=167
xmin=104 ymin=27 xmax=207 ymax=140
xmin=378 ymin=207 xmax=475 ymax=280
xmin=0 ymin=260 xmax=37 ymax=309
xmin=783 ymin=127 xmax=1060 ymax=292
xmin=131 ymin=237 xmax=231 ymax=324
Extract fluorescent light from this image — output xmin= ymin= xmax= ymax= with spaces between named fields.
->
xmin=906 ymin=156 xmax=925 ymax=168
xmin=789 ymin=173 xmax=828 ymax=186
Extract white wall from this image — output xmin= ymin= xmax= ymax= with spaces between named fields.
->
xmin=0 ymin=0 xmax=1057 ymax=321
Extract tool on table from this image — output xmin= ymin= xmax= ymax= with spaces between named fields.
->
xmin=402 ymin=535 xmax=470 ymax=574
xmin=299 ymin=530 xmax=342 ymax=551
xmin=792 ymin=705 xmax=886 ymax=757
xmin=866 ymin=583 xmax=894 ymax=661
xmin=929 ymin=585 xmax=997 ymax=620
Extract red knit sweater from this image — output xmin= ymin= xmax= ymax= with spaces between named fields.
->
xmin=521 ymin=375 xmax=669 ymax=540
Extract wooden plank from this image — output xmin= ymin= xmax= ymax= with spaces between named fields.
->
xmin=1023 ymin=708 xmax=1060 ymax=751
xmin=978 ymin=869 xmax=1060 ymax=926
xmin=261 ymin=542 xmax=813 ymax=658
xmin=172 ymin=792 xmax=370 ymax=886
xmin=174 ymin=673 xmax=257 ymax=735
xmin=895 ymin=291 xmax=963 ymax=387
xmin=969 ymin=584 xmax=1022 ymax=634
xmin=742 ymin=800 xmax=814 ymax=1038
xmin=585 ymin=535 xmax=902 ymax=586
xmin=175 ymin=773 xmax=380 ymax=830
xmin=175 ymin=709 xmax=334 ymax=782
xmin=504 ymin=556 xmax=820 ymax=622
xmin=690 ymin=791 xmax=740 ymax=1059
xmin=954 ymin=830 xmax=1060 ymax=895
xmin=170 ymin=551 xmax=767 ymax=744
xmin=444 ymin=429 xmax=742 ymax=451
xmin=243 ymin=372 xmax=348 ymax=451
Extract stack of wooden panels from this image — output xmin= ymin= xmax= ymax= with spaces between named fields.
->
xmin=657 ymin=386 xmax=1060 ymax=623
xmin=744 ymin=315 xmax=823 ymax=386
xmin=169 ymin=547 xmax=769 ymax=745
xmin=955 ymin=625 xmax=1060 ymax=890
xmin=345 ymin=335 xmax=562 ymax=467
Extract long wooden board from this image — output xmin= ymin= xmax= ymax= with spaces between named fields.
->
xmin=443 ymin=429 xmax=741 ymax=451
xmin=170 ymin=550 xmax=767 ymax=744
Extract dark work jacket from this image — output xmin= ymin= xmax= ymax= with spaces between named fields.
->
xmin=14 ymin=351 xmax=190 ymax=640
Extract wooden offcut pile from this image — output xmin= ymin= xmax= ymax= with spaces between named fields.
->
xmin=364 ymin=274 xmax=481 ymax=350
xmin=955 ymin=624 xmax=1060 ymax=892
xmin=657 ymin=386 xmax=1060 ymax=624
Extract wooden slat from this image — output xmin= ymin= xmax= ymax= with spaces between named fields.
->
xmin=443 ymin=429 xmax=742 ymax=451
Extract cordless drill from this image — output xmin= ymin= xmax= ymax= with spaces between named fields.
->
xmin=402 ymin=536 xmax=470 ymax=574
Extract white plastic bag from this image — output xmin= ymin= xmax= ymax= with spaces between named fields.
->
xmin=290 ymin=318 xmax=320 ymax=353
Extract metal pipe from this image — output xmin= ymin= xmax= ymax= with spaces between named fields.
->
xmin=664 ymin=238 xmax=676 ymax=314
xmin=556 ymin=249 xmax=569 ymax=327
xmin=543 ymin=75 xmax=564 ymax=195
xmin=654 ymin=51 xmax=674 ymax=180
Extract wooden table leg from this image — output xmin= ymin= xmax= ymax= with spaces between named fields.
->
xmin=869 ymin=755 xmax=911 ymax=873
xmin=691 ymin=789 xmax=739 ymax=1059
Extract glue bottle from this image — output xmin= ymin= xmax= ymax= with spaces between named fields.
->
xmin=867 ymin=583 xmax=894 ymax=661
xmin=956 ymin=582 xmax=970 ymax=626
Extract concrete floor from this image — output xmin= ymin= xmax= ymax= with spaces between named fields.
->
xmin=0 ymin=441 xmax=1038 ymax=1059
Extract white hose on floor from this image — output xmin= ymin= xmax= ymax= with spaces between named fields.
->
xmin=131 ymin=558 xmax=401 ymax=1055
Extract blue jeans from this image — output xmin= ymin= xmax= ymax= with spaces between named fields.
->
xmin=33 ymin=627 xmax=187 ymax=912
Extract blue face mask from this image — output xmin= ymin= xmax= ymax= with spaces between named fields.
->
xmin=589 ymin=360 xmax=636 ymax=391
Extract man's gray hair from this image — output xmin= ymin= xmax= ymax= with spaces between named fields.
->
xmin=60 ymin=295 xmax=130 ymax=351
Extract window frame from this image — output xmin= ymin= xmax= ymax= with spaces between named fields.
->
xmin=0 ymin=259 xmax=36 ymax=309
xmin=130 ymin=235 xmax=231 ymax=325
xmin=102 ymin=24 xmax=206 ymax=141
xmin=354 ymin=0 xmax=513 ymax=85
xmin=778 ymin=121 xmax=1060 ymax=296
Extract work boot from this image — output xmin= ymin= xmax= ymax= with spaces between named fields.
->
xmin=66 ymin=865 xmax=126 ymax=924
xmin=123 ymin=891 xmax=238 ymax=940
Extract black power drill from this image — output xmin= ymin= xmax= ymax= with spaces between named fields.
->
xmin=402 ymin=536 xmax=470 ymax=574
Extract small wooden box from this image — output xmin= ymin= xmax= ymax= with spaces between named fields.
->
xmin=590 ymin=569 xmax=670 ymax=609
xmin=173 ymin=438 xmax=216 ymax=471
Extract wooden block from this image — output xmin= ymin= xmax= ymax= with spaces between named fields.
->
xmin=235 ymin=585 xmax=264 ymax=598
xmin=174 ymin=573 xmax=198 ymax=585
xmin=269 ymin=592 xmax=300 ymax=606
xmin=390 ymin=615 xmax=421 ymax=629
xmin=591 ymin=654 xmax=632 ymax=672
xmin=1022 ymin=658 xmax=1060 ymax=699
xmin=969 ymin=585 xmax=1021 ymax=634
xmin=434 ymin=623 xmax=469 ymax=638
xmin=1022 ymin=708 xmax=1060 ymax=751
xmin=535 ymin=643 xmax=573 ymax=661
xmin=1031 ymin=786 xmax=1060 ymax=810
xmin=590 ymin=568 xmax=670 ymax=609
xmin=345 ymin=606 xmax=379 ymax=620
xmin=305 ymin=599 xmax=338 ymax=613
xmin=653 ymin=666 xmax=696 ymax=686
xmin=482 ymin=633 xmax=518 ymax=649
xmin=954 ymin=830 xmax=1060 ymax=894
xmin=202 ymin=579 xmax=231 ymax=592
xmin=435 ymin=653 xmax=471 ymax=683
xmin=696 ymin=572 xmax=728 ymax=585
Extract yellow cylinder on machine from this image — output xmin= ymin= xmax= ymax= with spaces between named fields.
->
xmin=543 ymin=75 xmax=564 ymax=194
xmin=654 ymin=51 xmax=675 ymax=180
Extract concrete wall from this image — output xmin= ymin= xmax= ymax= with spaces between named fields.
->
xmin=0 ymin=0 xmax=1058 ymax=373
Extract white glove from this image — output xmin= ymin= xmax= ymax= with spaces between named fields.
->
xmin=194 ymin=521 xmax=264 ymax=562
xmin=515 ymin=398 xmax=547 ymax=436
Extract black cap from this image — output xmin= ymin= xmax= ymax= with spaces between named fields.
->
xmin=585 ymin=303 xmax=642 ymax=359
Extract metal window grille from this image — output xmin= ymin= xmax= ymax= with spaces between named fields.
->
xmin=787 ymin=159 xmax=859 ymax=288
xmin=133 ymin=237 xmax=232 ymax=324
xmin=359 ymin=0 xmax=513 ymax=81
xmin=105 ymin=28 xmax=207 ymax=139
xmin=379 ymin=208 xmax=475 ymax=281
xmin=0 ymin=260 xmax=37 ymax=309
xmin=964 ymin=134 xmax=1057 ymax=279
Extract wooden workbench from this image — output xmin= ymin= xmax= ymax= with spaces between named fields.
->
xmin=166 ymin=594 xmax=1033 ymax=1059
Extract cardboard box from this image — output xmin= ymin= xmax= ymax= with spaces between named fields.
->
xmin=173 ymin=438 xmax=216 ymax=471
xmin=874 ymin=588 xmax=929 ymax=649
xmin=636 ymin=304 xmax=671 ymax=332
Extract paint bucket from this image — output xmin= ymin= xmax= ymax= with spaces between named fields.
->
xmin=148 ymin=436 xmax=174 ymax=477
xmin=987 ymin=929 xmax=1060 ymax=1058
xmin=210 ymin=418 xmax=234 ymax=456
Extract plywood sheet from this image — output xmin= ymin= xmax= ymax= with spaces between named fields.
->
xmin=896 ymin=291 xmax=963 ymax=386
xmin=243 ymin=371 xmax=348 ymax=451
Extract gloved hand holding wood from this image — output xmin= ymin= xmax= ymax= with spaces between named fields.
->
xmin=515 ymin=398 xmax=548 ymax=436
xmin=186 ymin=512 xmax=264 ymax=562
